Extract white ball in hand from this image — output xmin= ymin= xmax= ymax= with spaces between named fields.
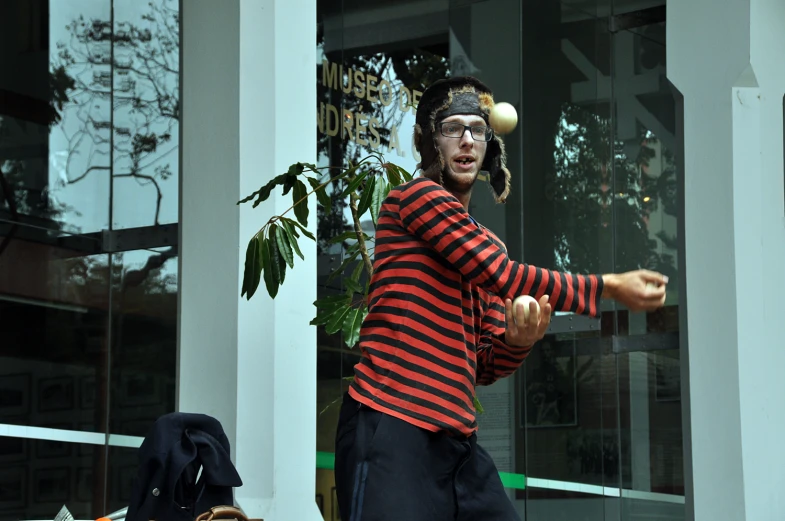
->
xmin=489 ymin=102 xmax=518 ymax=135
xmin=513 ymin=295 xmax=539 ymax=324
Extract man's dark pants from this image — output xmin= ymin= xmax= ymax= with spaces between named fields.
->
xmin=334 ymin=393 xmax=521 ymax=521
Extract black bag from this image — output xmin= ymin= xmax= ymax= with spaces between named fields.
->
xmin=126 ymin=413 xmax=243 ymax=521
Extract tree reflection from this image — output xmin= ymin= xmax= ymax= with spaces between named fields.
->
xmin=316 ymin=28 xmax=449 ymax=254
xmin=1 ymin=0 xmax=178 ymax=301
xmin=548 ymin=103 xmax=678 ymax=284
xmin=51 ymin=0 xmax=178 ymax=229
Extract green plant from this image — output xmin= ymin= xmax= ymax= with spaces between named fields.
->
xmin=237 ymin=154 xmax=412 ymax=348
xmin=238 ymin=155 xmax=489 ymax=414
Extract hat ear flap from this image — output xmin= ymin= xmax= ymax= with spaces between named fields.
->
xmin=415 ymin=123 xmax=444 ymax=182
xmin=482 ymin=135 xmax=511 ymax=203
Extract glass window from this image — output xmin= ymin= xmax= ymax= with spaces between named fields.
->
xmin=315 ymin=0 xmax=685 ymax=520
xmin=108 ymin=247 xmax=178 ymax=436
xmin=611 ymin=9 xmax=684 ymax=519
xmin=0 ymin=439 xmax=108 ymax=521
xmin=0 ymin=230 xmax=109 ymax=433
xmin=1 ymin=0 xmax=179 ymax=515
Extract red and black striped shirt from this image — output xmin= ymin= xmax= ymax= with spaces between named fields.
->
xmin=349 ymin=177 xmax=603 ymax=436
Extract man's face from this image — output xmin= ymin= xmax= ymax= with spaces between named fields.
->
xmin=434 ymin=114 xmax=488 ymax=195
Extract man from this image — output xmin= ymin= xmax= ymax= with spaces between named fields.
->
xmin=334 ymin=76 xmax=667 ymax=521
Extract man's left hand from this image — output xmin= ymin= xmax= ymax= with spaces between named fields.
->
xmin=504 ymin=295 xmax=552 ymax=347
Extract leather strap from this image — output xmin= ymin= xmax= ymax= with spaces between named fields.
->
xmin=193 ymin=505 xmax=254 ymax=521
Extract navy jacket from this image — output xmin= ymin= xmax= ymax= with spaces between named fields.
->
xmin=126 ymin=412 xmax=243 ymax=521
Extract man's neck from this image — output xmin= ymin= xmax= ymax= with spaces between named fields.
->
xmin=451 ymin=191 xmax=471 ymax=212
xmin=420 ymin=171 xmax=473 ymax=211
xmin=442 ymin=178 xmax=474 ymax=211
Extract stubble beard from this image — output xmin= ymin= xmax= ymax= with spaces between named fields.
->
xmin=441 ymin=165 xmax=478 ymax=198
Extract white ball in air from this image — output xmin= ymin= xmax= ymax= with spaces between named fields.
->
xmin=489 ymin=102 xmax=518 ymax=135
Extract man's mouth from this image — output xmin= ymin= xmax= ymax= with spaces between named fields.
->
xmin=453 ymin=156 xmax=476 ymax=170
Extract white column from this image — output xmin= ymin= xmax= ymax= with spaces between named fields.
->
xmin=179 ymin=1 xmax=319 ymax=520
xmin=179 ymin=0 xmax=242 ymax=450
xmin=667 ymin=1 xmax=785 ymax=520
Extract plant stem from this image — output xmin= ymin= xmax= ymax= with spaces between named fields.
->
xmin=349 ymin=189 xmax=374 ymax=278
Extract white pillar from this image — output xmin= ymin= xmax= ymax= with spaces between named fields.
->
xmin=668 ymin=1 xmax=785 ymax=520
xmin=179 ymin=1 xmax=319 ymax=520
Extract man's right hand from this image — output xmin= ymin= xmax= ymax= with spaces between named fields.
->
xmin=602 ymin=270 xmax=668 ymax=312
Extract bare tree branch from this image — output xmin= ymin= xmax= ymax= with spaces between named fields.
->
xmin=114 ymin=172 xmax=163 ymax=225
xmin=52 ymin=0 xmax=179 ymax=230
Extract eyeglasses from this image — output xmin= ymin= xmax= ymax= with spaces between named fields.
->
xmin=438 ymin=122 xmax=494 ymax=142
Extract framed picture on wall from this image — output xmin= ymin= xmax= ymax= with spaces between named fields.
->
xmin=120 ymin=372 xmax=160 ymax=407
xmin=0 ymin=432 xmax=28 ymax=463
xmin=522 ymin=340 xmax=578 ymax=428
xmin=114 ymin=465 xmax=137 ymax=504
xmin=80 ymin=376 xmax=97 ymax=410
xmin=121 ymin=419 xmax=154 ymax=438
xmin=0 ymin=466 xmax=27 ymax=508
xmin=75 ymin=467 xmax=93 ymax=503
xmin=0 ymin=374 xmax=31 ymax=416
xmin=38 ymin=377 xmax=75 ymax=412
xmin=33 ymin=468 xmax=70 ymax=503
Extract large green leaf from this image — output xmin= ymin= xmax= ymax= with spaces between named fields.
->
xmin=310 ymin=306 xmax=342 ymax=326
xmin=287 ymin=162 xmax=305 ymax=177
xmin=282 ymin=163 xmax=306 ymax=196
xmin=356 ymin=175 xmax=376 ymax=219
xmin=473 ymin=395 xmax=484 ymax=414
xmin=280 ymin=219 xmax=304 ymax=260
xmin=342 ymin=305 xmax=367 ymax=348
xmin=350 ymin=257 xmax=366 ymax=288
xmin=344 ymin=277 xmax=363 ymax=295
xmin=326 ymin=249 xmax=361 ymax=284
xmin=291 ymin=220 xmax=316 ymax=241
xmin=311 ymin=295 xmax=353 ymax=326
xmin=397 ymin=164 xmax=413 ymax=183
xmin=328 ymin=230 xmax=366 ymax=245
xmin=384 ymin=163 xmax=401 ymax=186
xmin=292 ymin=179 xmax=309 ymax=227
xmin=344 ymin=240 xmax=362 ymax=257
xmin=370 ymin=177 xmax=387 ymax=226
xmin=310 ymin=296 xmax=347 ymax=323
xmin=241 ymin=236 xmax=261 ymax=299
xmin=336 ymin=163 xmax=359 ymax=193
xmin=314 ymin=294 xmax=352 ymax=308
xmin=261 ymin=236 xmax=278 ymax=298
xmin=268 ymin=224 xmax=286 ymax=285
xmin=275 ymin=224 xmax=294 ymax=268
xmin=282 ymin=168 xmax=298 ymax=196
xmin=307 ymin=176 xmax=332 ymax=213
xmin=325 ymin=304 xmax=353 ymax=335
xmin=238 ymin=173 xmax=288 ymax=207
xmin=341 ymin=169 xmax=369 ymax=197
xmin=252 ymin=181 xmax=277 ymax=208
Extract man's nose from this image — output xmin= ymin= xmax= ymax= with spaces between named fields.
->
xmin=460 ymin=128 xmax=474 ymax=146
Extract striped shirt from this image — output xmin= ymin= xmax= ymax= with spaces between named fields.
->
xmin=349 ymin=176 xmax=603 ymax=436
